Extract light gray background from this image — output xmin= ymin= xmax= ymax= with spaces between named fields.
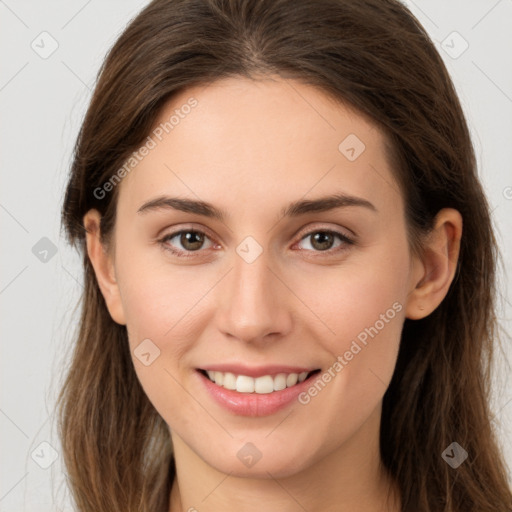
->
xmin=1 ymin=0 xmax=511 ymax=510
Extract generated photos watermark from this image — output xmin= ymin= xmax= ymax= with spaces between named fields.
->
xmin=298 ymin=301 xmax=403 ymax=405
xmin=93 ymin=97 xmax=198 ymax=200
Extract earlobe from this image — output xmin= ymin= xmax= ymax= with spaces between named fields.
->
xmin=405 ymin=208 xmax=462 ymax=320
xmin=83 ymin=209 xmax=127 ymax=325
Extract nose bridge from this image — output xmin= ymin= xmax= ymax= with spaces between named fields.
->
xmin=216 ymin=246 xmax=292 ymax=343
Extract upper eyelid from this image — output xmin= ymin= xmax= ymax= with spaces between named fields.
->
xmin=159 ymin=223 xmax=216 ymax=241
xmin=294 ymin=224 xmax=354 ymax=240
xmin=160 ymin=223 xmax=354 ymax=239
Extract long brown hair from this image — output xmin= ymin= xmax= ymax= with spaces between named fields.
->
xmin=56 ymin=0 xmax=512 ymax=510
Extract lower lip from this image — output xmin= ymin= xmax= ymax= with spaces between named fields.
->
xmin=196 ymin=370 xmax=318 ymax=417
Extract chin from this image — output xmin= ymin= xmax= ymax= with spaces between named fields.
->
xmin=199 ymin=442 xmax=315 ymax=479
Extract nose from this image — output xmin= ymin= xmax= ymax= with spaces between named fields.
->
xmin=215 ymin=250 xmax=293 ymax=345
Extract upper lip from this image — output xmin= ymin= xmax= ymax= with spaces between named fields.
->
xmin=198 ymin=364 xmax=319 ymax=378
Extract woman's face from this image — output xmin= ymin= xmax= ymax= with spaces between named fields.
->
xmin=100 ymin=76 xmax=424 ymax=477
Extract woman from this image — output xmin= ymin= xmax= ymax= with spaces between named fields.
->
xmin=56 ymin=0 xmax=512 ymax=510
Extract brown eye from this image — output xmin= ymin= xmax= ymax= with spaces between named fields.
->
xmin=178 ymin=231 xmax=205 ymax=251
xmin=160 ymin=229 xmax=215 ymax=255
xmin=296 ymin=230 xmax=354 ymax=253
xmin=310 ymin=232 xmax=335 ymax=251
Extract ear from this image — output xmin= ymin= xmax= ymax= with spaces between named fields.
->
xmin=83 ymin=209 xmax=126 ymax=325
xmin=405 ymin=208 xmax=463 ymax=320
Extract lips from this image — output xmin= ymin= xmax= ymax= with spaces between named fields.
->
xmin=196 ymin=367 xmax=322 ymax=416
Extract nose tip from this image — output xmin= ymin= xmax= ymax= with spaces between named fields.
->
xmin=215 ymin=256 xmax=292 ymax=345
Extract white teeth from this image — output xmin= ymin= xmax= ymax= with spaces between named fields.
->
xmin=236 ymin=375 xmax=254 ymax=393
xmin=298 ymin=371 xmax=308 ymax=383
xmin=222 ymin=372 xmax=237 ymax=390
xmin=254 ymin=375 xmax=274 ymax=394
xmin=286 ymin=373 xmax=298 ymax=387
xmin=204 ymin=370 xmax=313 ymax=394
xmin=273 ymin=373 xmax=287 ymax=391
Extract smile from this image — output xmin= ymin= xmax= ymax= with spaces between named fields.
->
xmin=199 ymin=369 xmax=320 ymax=394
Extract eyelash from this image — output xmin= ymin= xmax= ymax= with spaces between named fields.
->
xmin=158 ymin=227 xmax=355 ymax=258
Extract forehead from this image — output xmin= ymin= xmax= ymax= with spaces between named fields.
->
xmin=117 ymin=76 xmax=402 ymax=219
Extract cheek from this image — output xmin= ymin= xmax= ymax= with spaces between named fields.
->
xmin=115 ymin=248 xmax=221 ymax=411
xmin=294 ymin=237 xmax=410 ymax=356
xmin=115 ymin=254 xmax=210 ymax=417
xmin=290 ymin=239 xmax=409 ymax=436
xmin=115 ymin=243 xmax=208 ymax=340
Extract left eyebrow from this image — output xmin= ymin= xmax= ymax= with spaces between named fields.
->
xmin=281 ymin=193 xmax=378 ymax=217
xmin=136 ymin=192 xmax=378 ymax=221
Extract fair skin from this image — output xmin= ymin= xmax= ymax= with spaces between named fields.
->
xmin=84 ymin=76 xmax=462 ymax=512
